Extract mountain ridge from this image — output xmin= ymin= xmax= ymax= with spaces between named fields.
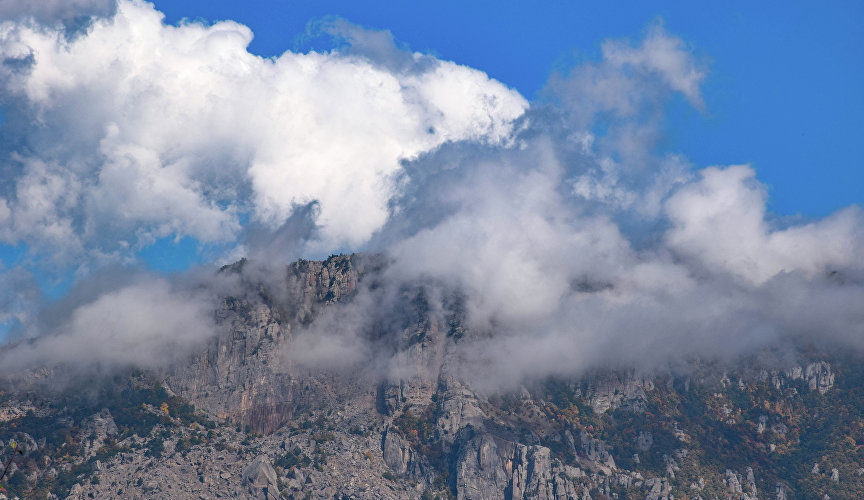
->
xmin=0 ymin=255 xmax=861 ymax=499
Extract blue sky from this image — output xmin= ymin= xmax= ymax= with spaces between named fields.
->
xmin=156 ymin=0 xmax=864 ymax=218
xmin=0 ymin=0 xmax=862 ymax=341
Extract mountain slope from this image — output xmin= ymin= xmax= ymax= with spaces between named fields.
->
xmin=0 ymin=255 xmax=862 ymax=500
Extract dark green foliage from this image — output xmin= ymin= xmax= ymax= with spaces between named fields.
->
xmin=274 ymin=447 xmax=311 ymax=470
xmin=0 ymin=376 xmax=215 ymax=499
xmin=175 ymin=434 xmax=204 ymax=455
xmin=312 ymin=431 xmax=335 ymax=444
xmin=144 ymin=437 xmax=164 ymax=458
xmin=391 ymin=403 xmax=457 ymax=496
xmin=536 ymin=358 xmax=864 ymax=497
xmin=393 ymin=405 xmax=439 ymax=446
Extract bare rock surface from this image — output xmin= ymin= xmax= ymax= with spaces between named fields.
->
xmin=242 ymin=455 xmax=280 ymax=499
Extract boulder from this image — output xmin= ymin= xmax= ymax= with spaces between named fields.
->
xmin=242 ymin=455 xmax=280 ymax=500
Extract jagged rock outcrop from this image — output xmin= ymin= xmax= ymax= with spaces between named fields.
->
xmin=451 ymin=427 xmax=512 ymax=499
xmin=165 ymin=255 xmax=359 ymax=433
xmin=784 ymin=361 xmax=835 ymax=394
xmin=724 ymin=468 xmax=758 ymax=500
xmin=242 ymin=455 xmax=280 ymax=499
xmin=580 ymin=431 xmax=616 ymax=474
xmin=80 ymin=409 xmax=117 ymax=457
xmin=636 ymin=430 xmax=653 ymax=451
xmin=583 ymin=372 xmax=653 ymax=414
xmin=645 ymin=477 xmax=672 ymax=500
xmin=448 ymin=422 xmax=623 ymax=500
xmin=381 ymin=427 xmax=424 ymax=478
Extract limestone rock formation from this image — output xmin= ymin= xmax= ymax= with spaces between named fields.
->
xmin=242 ymin=455 xmax=280 ymax=499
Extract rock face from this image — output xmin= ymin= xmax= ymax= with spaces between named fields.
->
xmin=583 ymin=372 xmax=653 ymax=414
xmin=784 ymin=361 xmax=835 ymax=394
xmin=381 ymin=427 xmax=423 ymax=478
xmin=164 ymin=255 xmax=360 ymax=434
xmin=724 ymin=468 xmax=758 ymax=499
xmin=451 ymin=428 xmax=591 ymax=500
xmin=80 ymin=408 xmax=118 ymax=457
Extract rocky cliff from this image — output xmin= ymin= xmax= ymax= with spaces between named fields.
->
xmin=164 ymin=256 xmax=360 ymax=434
xmin=0 ymin=255 xmax=862 ymax=499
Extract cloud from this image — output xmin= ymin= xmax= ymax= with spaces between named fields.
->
xmin=0 ymin=158 xmax=84 ymax=263
xmin=0 ymin=0 xmax=115 ymax=28
xmin=543 ymin=23 xmax=704 ymax=125
xmin=0 ymin=0 xmax=526 ymax=267
xmin=540 ymin=24 xmax=702 ymax=219
xmin=0 ymin=266 xmax=42 ymax=337
xmin=602 ymin=22 xmax=705 ymax=109
xmin=665 ymin=165 xmax=863 ymax=284
xmin=381 ymin=145 xmax=633 ymax=326
xmin=0 ymin=279 xmax=215 ymax=374
xmin=0 ymin=197 xmax=9 ymax=222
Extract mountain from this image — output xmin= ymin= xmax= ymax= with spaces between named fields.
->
xmin=0 ymin=255 xmax=862 ymax=499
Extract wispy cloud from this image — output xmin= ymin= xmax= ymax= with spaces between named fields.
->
xmin=0 ymin=278 xmax=216 ymax=375
xmin=0 ymin=0 xmax=115 ymax=27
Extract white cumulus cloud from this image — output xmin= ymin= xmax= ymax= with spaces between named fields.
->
xmin=665 ymin=165 xmax=863 ymax=284
xmin=0 ymin=0 xmax=527 ymax=265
